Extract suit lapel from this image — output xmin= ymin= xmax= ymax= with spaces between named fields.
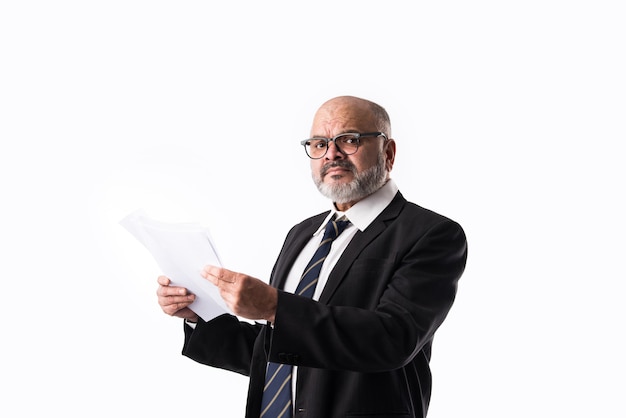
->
xmin=270 ymin=212 xmax=329 ymax=290
xmin=319 ymin=192 xmax=406 ymax=303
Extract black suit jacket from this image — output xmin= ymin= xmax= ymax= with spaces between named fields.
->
xmin=182 ymin=192 xmax=467 ymax=418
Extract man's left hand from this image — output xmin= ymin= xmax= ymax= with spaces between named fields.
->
xmin=202 ymin=265 xmax=277 ymax=322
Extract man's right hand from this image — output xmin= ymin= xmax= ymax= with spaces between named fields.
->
xmin=156 ymin=275 xmax=199 ymax=322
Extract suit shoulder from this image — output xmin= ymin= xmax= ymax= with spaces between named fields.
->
xmin=400 ymin=200 xmax=464 ymax=231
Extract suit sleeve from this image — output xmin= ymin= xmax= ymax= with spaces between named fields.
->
xmin=268 ymin=219 xmax=467 ymax=373
xmin=181 ymin=313 xmax=264 ymax=376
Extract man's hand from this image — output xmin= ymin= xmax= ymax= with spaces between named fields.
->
xmin=201 ymin=266 xmax=277 ymax=322
xmin=156 ymin=275 xmax=199 ymax=322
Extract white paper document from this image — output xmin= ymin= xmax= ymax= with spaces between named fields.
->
xmin=120 ymin=210 xmax=229 ymax=321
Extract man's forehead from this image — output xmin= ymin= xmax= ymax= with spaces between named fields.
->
xmin=312 ymin=108 xmax=370 ymax=132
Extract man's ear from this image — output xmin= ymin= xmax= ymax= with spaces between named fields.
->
xmin=384 ymin=138 xmax=396 ymax=172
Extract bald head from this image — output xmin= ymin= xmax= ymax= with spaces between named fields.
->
xmin=311 ymin=96 xmax=391 ymax=138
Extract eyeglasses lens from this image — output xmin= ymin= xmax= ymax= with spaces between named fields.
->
xmin=306 ymin=134 xmax=359 ymax=159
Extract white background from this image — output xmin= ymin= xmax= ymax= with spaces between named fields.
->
xmin=1 ymin=1 xmax=624 ymax=417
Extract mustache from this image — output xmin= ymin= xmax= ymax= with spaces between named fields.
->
xmin=321 ymin=161 xmax=356 ymax=177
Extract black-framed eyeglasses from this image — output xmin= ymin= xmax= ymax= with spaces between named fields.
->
xmin=300 ymin=132 xmax=388 ymax=159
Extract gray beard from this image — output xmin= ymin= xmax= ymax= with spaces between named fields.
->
xmin=313 ymin=154 xmax=388 ymax=204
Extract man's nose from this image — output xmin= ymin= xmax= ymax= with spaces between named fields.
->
xmin=325 ymin=140 xmax=346 ymax=160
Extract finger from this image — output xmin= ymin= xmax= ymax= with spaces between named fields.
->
xmin=202 ymin=266 xmax=219 ymax=285
xmin=158 ymin=293 xmax=195 ymax=309
xmin=157 ymin=282 xmax=191 ymax=297
xmin=202 ymin=265 xmax=221 ymax=279
xmin=203 ymin=265 xmax=236 ymax=285
xmin=162 ymin=300 xmax=194 ymax=316
xmin=157 ymin=275 xmax=171 ymax=286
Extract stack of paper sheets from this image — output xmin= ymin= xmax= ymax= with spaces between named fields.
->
xmin=120 ymin=210 xmax=229 ymax=321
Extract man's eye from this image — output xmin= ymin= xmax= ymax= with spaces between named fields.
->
xmin=339 ymin=135 xmax=358 ymax=145
xmin=310 ymin=140 xmax=327 ymax=149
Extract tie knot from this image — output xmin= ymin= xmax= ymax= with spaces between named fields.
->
xmin=324 ymin=217 xmax=351 ymax=240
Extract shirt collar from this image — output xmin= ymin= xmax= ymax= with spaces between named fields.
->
xmin=313 ymin=179 xmax=399 ymax=235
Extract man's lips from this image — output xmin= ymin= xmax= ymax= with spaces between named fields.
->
xmin=325 ymin=167 xmax=349 ymax=176
xmin=321 ymin=162 xmax=355 ymax=177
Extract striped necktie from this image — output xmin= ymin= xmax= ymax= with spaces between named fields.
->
xmin=260 ymin=217 xmax=351 ymax=418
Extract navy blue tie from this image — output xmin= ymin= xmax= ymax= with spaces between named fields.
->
xmin=260 ymin=217 xmax=351 ymax=418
